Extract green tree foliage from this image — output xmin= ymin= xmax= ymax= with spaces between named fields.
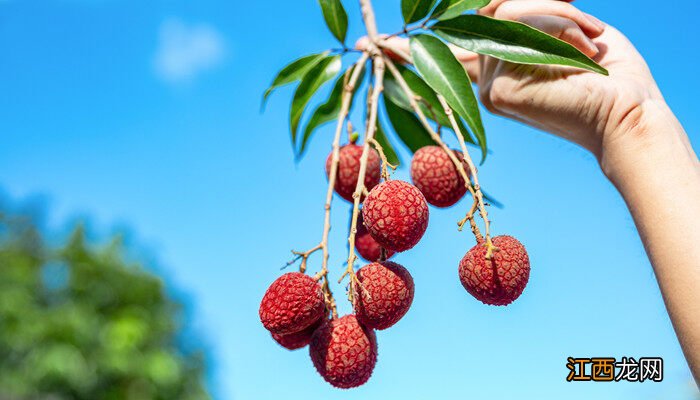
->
xmin=0 ymin=209 xmax=210 ymax=400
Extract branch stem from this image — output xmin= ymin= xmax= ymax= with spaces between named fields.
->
xmin=384 ymin=54 xmax=496 ymax=256
xmin=359 ymin=0 xmax=380 ymax=40
xmin=436 ymin=94 xmax=496 ymax=257
xmin=368 ymin=137 xmax=396 ymax=181
xmin=317 ymin=53 xmax=369 ymax=318
xmin=340 ymin=56 xmax=386 ymax=304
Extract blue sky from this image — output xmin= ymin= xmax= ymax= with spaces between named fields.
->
xmin=1 ymin=0 xmax=699 ymax=399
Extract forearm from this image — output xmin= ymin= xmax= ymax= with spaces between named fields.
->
xmin=602 ymin=100 xmax=700 ymax=383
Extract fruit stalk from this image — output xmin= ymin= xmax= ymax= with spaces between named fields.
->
xmin=436 ymin=94 xmax=495 ymax=257
xmin=335 ymin=0 xmax=386 ymax=301
xmin=379 ymin=41 xmax=494 ymax=256
xmin=368 ymin=137 xmax=396 ymax=181
xmin=383 ymin=54 xmax=490 ymax=238
xmin=457 ymin=199 xmax=482 ymax=241
xmin=340 ymin=57 xmax=386 ymax=303
xmin=315 ymin=53 xmax=369 ymax=318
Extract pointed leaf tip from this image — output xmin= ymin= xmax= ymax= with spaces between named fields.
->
xmin=262 ymin=51 xmax=330 ymax=107
xmin=432 ymin=15 xmax=608 ymax=74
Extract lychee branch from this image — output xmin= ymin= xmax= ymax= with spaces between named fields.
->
xmin=386 ymin=21 xmax=429 ymax=40
xmin=315 ymin=52 xmax=370 ymax=318
xmin=359 ymin=0 xmax=380 ymax=40
xmin=291 ymin=244 xmax=323 ymax=273
xmin=340 ymin=57 xmax=386 ymax=304
xmin=384 ymin=55 xmax=496 ymax=257
xmin=436 ymin=94 xmax=495 ymax=258
xmin=368 ymin=138 xmax=396 ymax=181
xmin=457 ymin=198 xmax=483 ymax=242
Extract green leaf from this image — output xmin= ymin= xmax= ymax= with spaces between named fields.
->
xmin=374 ymin=120 xmax=401 ymax=166
xmin=290 ymin=55 xmax=342 ymax=146
xmin=262 ymin=52 xmax=329 ymax=106
xmin=383 ymin=94 xmax=433 ymax=153
xmin=409 ymin=34 xmax=486 ymax=161
xmin=401 ymin=0 xmax=437 ymax=24
xmin=318 ymin=0 xmax=348 ymax=44
xmin=298 ymin=65 xmax=366 ymax=156
xmin=430 ymin=0 xmax=491 ymax=20
xmin=383 ymin=64 xmax=475 ymax=144
xmin=432 ymin=15 xmax=609 ymax=74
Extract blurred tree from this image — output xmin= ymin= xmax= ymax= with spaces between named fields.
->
xmin=0 ymin=209 xmax=210 ymax=400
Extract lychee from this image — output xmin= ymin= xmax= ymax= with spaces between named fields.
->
xmin=362 ymin=180 xmax=429 ymax=252
xmin=259 ymin=272 xmax=326 ymax=335
xmin=410 ymin=145 xmax=468 ymax=208
xmin=458 ymin=235 xmax=530 ymax=306
xmin=271 ymin=312 xmax=326 ymax=350
xmin=355 ymin=212 xmax=395 ymax=262
xmin=309 ymin=314 xmax=378 ymax=389
xmin=355 ymin=261 xmax=414 ymax=330
xmin=325 ymin=144 xmax=381 ymax=202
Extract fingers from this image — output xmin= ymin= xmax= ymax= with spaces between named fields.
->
xmin=492 ymin=0 xmax=605 ymax=38
xmin=518 ymin=15 xmax=600 ymax=58
xmin=479 ymin=0 xmax=574 ymax=18
xmin=355 ymin=36 xmax=372 ymax=52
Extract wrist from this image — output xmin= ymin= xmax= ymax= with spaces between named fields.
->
xmin=600 ymin=100 xmax=695 ymax=186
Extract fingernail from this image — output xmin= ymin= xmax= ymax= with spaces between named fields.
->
xmin=585 ymin=13 xmax=606 ymax=31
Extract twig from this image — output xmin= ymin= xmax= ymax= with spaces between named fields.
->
xmin=315 ymin=53 xmax=369 ymax=318
xmin=384 ymin=54 xmax=496 ymax=256
xmin=359 ymin=0 xmax=380 ymax=40
xmin=385 ymin=21 xmax=427 ymax=39
xmin=383 ymin=56 xmax=473 ymax=196
xmin=340 ymin=54 xmax=385 ymax=305
xmin=436 ymin=94 xmax=496 ymax=258
xmin=289 ymin=244 xmax=323 ymax=273
xmin=457 ymin=198 xmax=482 ymax=241
xmin=368 ymin=138 xmax=396 ymax=181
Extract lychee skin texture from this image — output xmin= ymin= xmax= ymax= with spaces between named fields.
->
xmin=355 ymin=212 xmax=395 ymax=262
xmin=259 ymin=272 xmax=326 ymax=335
xmin=309 ymin=314 xmax=378 ymax=389
xmin=410 ymin=145 xmax=468 ymax=208
xmin=362 ymin=180 xmax=429 ymax=252
xmin=271 ymin=314 xmax=326 ymax=350
xmin=326 ymin=144 xmax=381 ymax=202
xmin=355 ymin=262 xmax=414 ymax=330
xmin=458 ymin=236 xmax=530 ymax=306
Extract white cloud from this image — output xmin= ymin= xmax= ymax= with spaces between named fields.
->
xmin=153 ymin=18 xmax=226 ymax=84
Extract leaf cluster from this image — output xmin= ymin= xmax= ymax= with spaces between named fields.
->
xmin=263 ymin=0 xmax=607 ymax=163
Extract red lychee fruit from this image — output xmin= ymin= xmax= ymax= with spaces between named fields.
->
xmin=410 ymin=145 xmax=468 ymax=208
xmin=355 ymin=212 xmax=395 ymax=262
xmin=362 ymin=180 xmax=429 ymax=252
xmin=458 ymin=235 xmax=530 ymax=306
xmin=326 ymin=144 xmax=381 ymax=202
xmin=271 ymin=312 xmax=327 ymax=350
xmin=259 ymin=272 xmax=326 ymax=335
xmin=309 ymin=314 xmax=378 ymax=389
xmin=355 ymin=261 xmax=414 ymax=330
